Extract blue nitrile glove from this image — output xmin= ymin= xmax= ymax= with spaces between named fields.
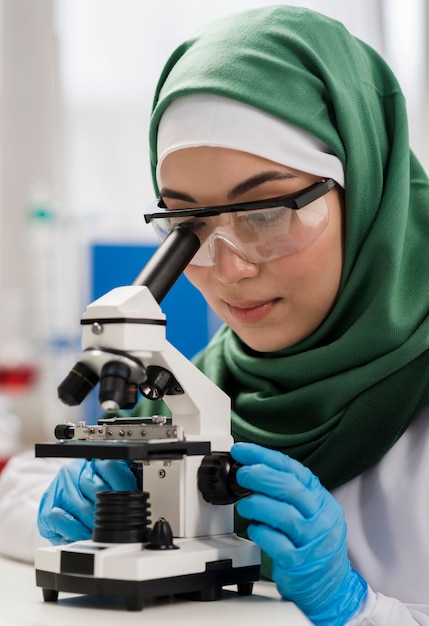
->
xmin=38 ymin=458 xmax=138 ymax=545
xmin=231 ymin=442 xmax=368 ymax=626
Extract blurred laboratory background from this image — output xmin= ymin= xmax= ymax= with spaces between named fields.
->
xmin=0 ymin=0 xmax=427 ymax=458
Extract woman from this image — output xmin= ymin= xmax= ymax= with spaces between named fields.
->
xmin=38 ymin=6 xmax=429 ymax=624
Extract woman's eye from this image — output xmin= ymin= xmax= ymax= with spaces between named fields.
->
xmin=241 ymin=207 xmax=291 ymax=228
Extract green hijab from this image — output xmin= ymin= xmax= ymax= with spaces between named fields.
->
xmin=148 ymin=6 xmax=429 ymax=491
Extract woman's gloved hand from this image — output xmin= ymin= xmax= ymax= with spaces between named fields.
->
xmin=231 ymin=442 xmax=367 ymax=626
xmin=37 ymin=458 xmax=138 ymax=545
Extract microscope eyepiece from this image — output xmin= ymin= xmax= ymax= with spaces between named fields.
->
xmin=133 ymin=226 xmax=200 ymax=302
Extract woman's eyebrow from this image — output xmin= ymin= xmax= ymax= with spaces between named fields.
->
xmin=159 ymin=171 xmax=297 ymax=203
xmin=228 ymin=171 xmax=297 ymax=200
xmin=159 ymin=187 xmax=197 ymax=203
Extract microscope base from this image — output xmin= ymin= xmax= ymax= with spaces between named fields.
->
xmin=35 ymin=534 xmax=261 ymax=611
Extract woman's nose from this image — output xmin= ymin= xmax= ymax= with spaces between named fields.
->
xmin=211 ymin=237 xmax=260 ymax=283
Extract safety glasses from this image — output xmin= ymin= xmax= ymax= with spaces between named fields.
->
xmin=144 ymin=178 xmax=336 ymax=266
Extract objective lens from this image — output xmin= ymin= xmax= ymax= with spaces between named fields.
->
xmin=57 ymin=362 xmax=99 ymax=406
xmin=98 ymin=360 xmax=131 ymax=411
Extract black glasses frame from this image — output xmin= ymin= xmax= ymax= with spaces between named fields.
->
xmin=144 ymin=178 xmax=336 ymax=224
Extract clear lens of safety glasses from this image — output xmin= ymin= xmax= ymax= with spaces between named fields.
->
xmin=144 ymin=178 xmax=336 ymax=266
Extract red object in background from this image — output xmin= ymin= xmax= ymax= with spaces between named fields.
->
xmin=0 ymin=363 xmax=39 ymax=392
xmin=0 ymin=457 xmax=10 ymax=473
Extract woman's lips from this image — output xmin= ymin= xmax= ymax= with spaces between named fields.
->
xmin=227 ymin=299 xmax=280 ymax=323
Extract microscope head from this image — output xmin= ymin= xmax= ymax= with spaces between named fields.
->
xmin=57 ymin=226 xmax=200 ymax=412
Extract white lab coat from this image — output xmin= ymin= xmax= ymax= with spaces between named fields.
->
xmin=0 ymin=452 xmax=65 ymax=562
xmin=0 ymin=407 xmax=428 ymax=624
xmin=334 ymin=405 xmax=429 ymax=625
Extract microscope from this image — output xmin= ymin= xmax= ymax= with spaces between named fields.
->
xmin=34 ymin=226 xmax=261 ymax=611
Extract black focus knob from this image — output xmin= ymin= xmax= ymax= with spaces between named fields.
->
xmin=197 ymin=451 xmax=250 ymax=505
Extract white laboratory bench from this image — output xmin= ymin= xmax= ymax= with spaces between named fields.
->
xmin=0 ymin=555 xmax=311 ymax=625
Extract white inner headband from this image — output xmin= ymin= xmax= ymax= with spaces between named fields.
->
xmin=156 ymin=94 xmax=345 ymax=189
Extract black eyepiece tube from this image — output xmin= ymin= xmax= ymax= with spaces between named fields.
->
xmin=133 ymin=226 xmax=200 ymax=303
